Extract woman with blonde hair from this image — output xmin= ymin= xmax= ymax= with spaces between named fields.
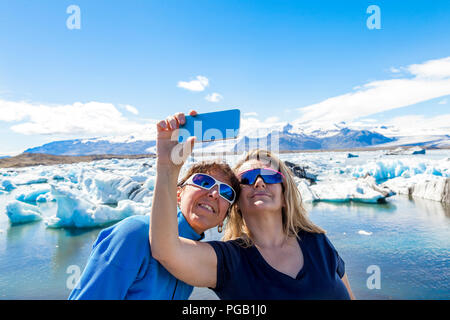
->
xmin=150 ymin=110 xmax=355 ymax=299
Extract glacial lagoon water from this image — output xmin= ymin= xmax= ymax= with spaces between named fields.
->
xmin=0 ymin=150 xmax=449 ymax=299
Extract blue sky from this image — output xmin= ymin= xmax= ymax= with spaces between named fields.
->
xmin=0 ymin=0 xmax=449 ymax=154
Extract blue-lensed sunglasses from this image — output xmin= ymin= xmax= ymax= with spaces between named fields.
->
xmin=238 ymin=168 xmax=285 ymax=185
xmin=183 ymin=173 xmax=236 ymax=204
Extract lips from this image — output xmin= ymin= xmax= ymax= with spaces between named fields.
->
xmin=251 ymin=192 xmax=271 ymax=198
xmin=197 ymin=202 xmax=216 ymax=214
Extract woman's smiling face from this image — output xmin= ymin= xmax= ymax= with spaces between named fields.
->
xmin=178 ymin=169 xmax=232 ymax=234
xmin=236 ymin=159 xmax=285 ymax=215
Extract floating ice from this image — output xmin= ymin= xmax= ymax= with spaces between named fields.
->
xmin=295 ymin=178 xmax=318 ymax=202
xmin=16 ymin=187 xmax=52 ymax=203
xmin=358 ymin=230 xmax=373 ymax=236
xmin=346 ymin=158 xmax=450 ymax=181
xmin=382 ymin=174 xmax=450 ymax=203
xmin=46 ymin=184 xmax=149 ymax=228
xmin=10 ymin=174 xmax=48 ymax=186
xmin=1 ymin=179 xmax=17 ymax=192
xmin=303 ymin=175 xmax=395 ymax=203
xmin=5 ymin=200 xmax=43 ymax=225
xmin=85 ymin=173 xmax=143 ymax=204
xmin=143 ymin=176 xmax=155 ymax=191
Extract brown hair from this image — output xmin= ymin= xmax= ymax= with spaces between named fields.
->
xmin=223 ymin=149 xmax=325 ymax=247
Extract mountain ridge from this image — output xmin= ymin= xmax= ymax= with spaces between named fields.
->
xmin=21 ymin=122 xmax=450 ymax=156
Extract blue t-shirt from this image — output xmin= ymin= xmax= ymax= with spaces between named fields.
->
xmin=68 ymin=212 xmax=204 ymax=300
xmin=207 ymin=230 xmax=350 ymax=300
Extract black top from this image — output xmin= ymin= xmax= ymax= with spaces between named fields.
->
xmin=207 ymin=230 xmax=350 ymax=300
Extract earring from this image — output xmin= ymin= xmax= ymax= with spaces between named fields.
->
xmin=218 ymin=225 xmax=223 ymax=233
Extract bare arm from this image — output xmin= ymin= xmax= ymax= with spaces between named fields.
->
xmin=149 ymin=111 xmax=218 ymax=288
xmin=341 ymin=273 xmax=356 ymax=300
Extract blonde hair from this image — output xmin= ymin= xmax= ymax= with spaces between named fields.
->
xmin=223 ymin=149 xmax=325 ymax=247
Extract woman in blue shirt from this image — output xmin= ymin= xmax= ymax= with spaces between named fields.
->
xmin=69 ymin=159 xmax=239 ymax=300
xmin=150 ymin=111 xmax=355 ymax=300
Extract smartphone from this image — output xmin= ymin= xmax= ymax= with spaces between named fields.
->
xmin=178 ymin=109 xmax=241 ymax=143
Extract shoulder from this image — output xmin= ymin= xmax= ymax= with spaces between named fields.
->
xmin=85 ymin=215 xmax=151 ymax=271
xmin=207 ymin=239 xmax=249 ymax=264
xmin=94 ymin=215 xmax=150 ymax=253
xmin=207 ymin=238 xmax=248 ymax=252
xmin=298 ymin=229 xmax=345 ymax=275
xmin=298 ymin=230 xmax=338 ymax=254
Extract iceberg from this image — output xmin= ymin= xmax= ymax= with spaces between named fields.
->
xmin=382 ymin=175 xmax=450 ymax=203
xmin=1 ymin=179 xmax=17 ymax=192
xmin=46 ymin=184 xmax=149 ymax=228
xmin=143 ymin=176 xmax=155 ymax=191
xmin=307 ymin=175 xmax=395 ymax=203
xmin=5 ymin=200 xmax=43 ymax=225
xmin=295 ymin=178 xmax=318 ymax=202
xmin=16 ymin=187 xmax=52 ymax=203
xmin=11 ymin=174 xmax=48 ymax=186
xmin=85 ymin=173 xmax=143 ymax=204
xmin=346 ymin=158 xmax=450 ymax=181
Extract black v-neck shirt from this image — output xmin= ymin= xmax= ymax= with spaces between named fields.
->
xmin=207 ymin=230 xmax=350 ymax=300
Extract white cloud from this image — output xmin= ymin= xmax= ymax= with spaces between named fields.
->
xmin=265 ymin=116 xmax=279 ymax=123
xmin=296 ymin=56 xmax=450 ymax=126
xmin=124 ymin=104 xmax=139 ymax=115
xmin=0 ymin=99 xmax=151 ymax=137
xmin=384 ymin=113 xmax=450 ymax=136
xmin=205 ymin=92 xmax=223 ymax=103
xmin=243 ymin=112 xmax=258 ymax=117
xmin=177 ymin=75 xmax=209 ymax=92
xmin=239 ymin=116 xmax=286 ymax=138
xmin=438 ymin=98 xmax=448 ymax=105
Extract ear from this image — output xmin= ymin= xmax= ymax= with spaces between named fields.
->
xmin=176 ymin=186 xmax=183 ymax=208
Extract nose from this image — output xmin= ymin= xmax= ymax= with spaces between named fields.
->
xmin=253 ymin=176 xmax=266 ymax=189
xmin=207 ymin=185 xmax=220 ymax=199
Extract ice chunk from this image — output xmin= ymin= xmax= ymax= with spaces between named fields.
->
xmin=382 ymin=174 xmax=450 ymax=203
xmin=347 ymin=158 xmax=450 ymax=181
xmin=5 ymin=200 xmax=43 ymax=225
xmin=358 ymin=230 xmax=373 ymax=236
xmin=16 ymin=187 xmax=51 ymax=202
xmin=143 ymin=176 xmax=155 ymax=191
xmin=36 ymin=193 xmax=55 ymax=203
xmin=86 ymin=173 xmax=143 ymax=204
xmin=11 ymin=174 xmax=48 ymax=185
xmin=309 ymin=176 xmax=394 ymax=203
xmin=295 ymin=178 xmax=318 ymax=202
xmin=1 ymin=179 xmax=17 ymax=192
xmin=46 ymin=184 xmax=149 ymax=228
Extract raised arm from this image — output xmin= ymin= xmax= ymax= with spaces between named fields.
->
xmin=149 ymin=111 xmax=218 ymax=288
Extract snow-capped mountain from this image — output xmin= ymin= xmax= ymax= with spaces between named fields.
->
xmin=22 ymin=121 xmax=449 ymax=156
xmin=24 ymin=137 xmax=156 ymax=156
